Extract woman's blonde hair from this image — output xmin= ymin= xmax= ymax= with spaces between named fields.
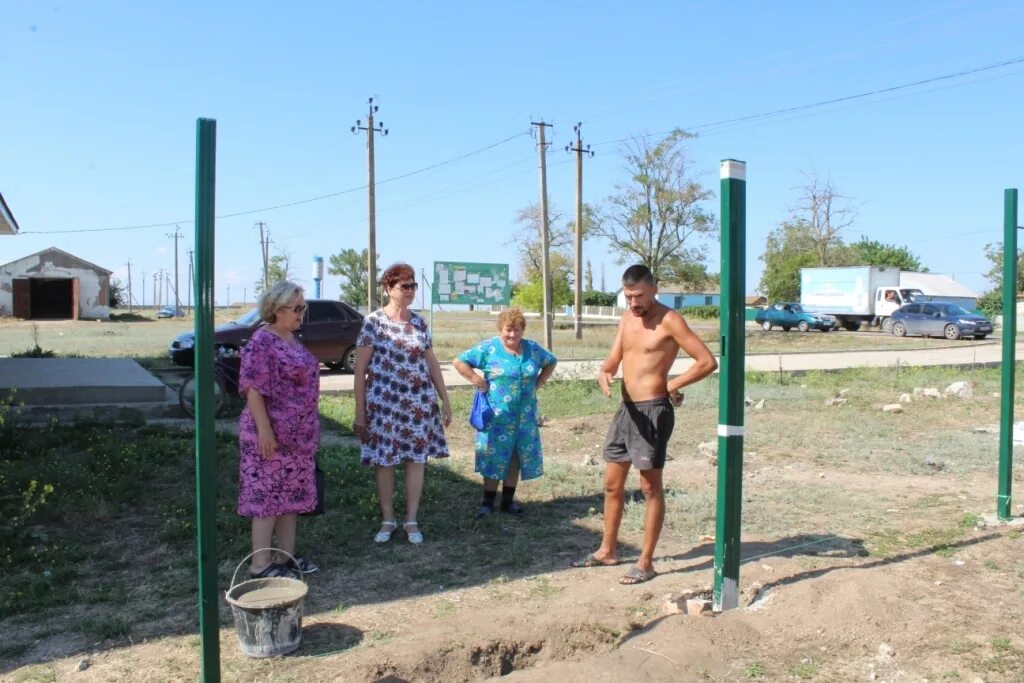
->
xmin=258 ymin=281 xmax=304 ymax=324
xmin=496 ymin=308 xmax=526 ymax=331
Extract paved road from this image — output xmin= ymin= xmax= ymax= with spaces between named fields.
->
xmin=319 ymin=339 xmax=1011 ymax=394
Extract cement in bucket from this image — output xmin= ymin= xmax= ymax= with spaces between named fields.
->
xmin=225 ymin=549 xmax=308 ymax=657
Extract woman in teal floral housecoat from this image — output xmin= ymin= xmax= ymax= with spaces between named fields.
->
xmin=453 ymin=308 xmax=557 ymax=517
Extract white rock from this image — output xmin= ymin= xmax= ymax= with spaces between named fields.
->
xmin=882 ymin=404 xmax=903 ymax=413
xmin=826 ymin=397 xmax=848 ymax=406
xmin=922 ymin=387 xmax=942 ymax=399
xmin=580 ymin=453 xmax=595 ymax=467
xmin=744 ymin=396 xmax=755 ymax=406
xmin=898 ymin=393 xmax=912 ymax=403
xmin=878 ymin=643 xmax=895 ymax=657
xmin=945 ymin=381 xmax=973 ymax=399
xmin=754 ymin=399 xmax=765 ymax=410
xmin=838 ymin=388 xmax=850 ymax=397
xmin=77 ymin=659 xmax=91 ymax=671
xmin=912 ymin=387 xmax=925 ymax=397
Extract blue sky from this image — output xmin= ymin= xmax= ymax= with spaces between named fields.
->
xmin=3 ymin=0 xmax=1022 ymax=305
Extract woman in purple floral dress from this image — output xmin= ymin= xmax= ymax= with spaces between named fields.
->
xmin=237 ymin=281 xmax=320 ymax=577
xmin=354 ymin=263 xmax=451 ymax=545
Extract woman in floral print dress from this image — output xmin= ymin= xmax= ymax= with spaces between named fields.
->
xmin=237 ymin=281 xmax=320 ymax=577
xmin=354 ymin=263 xmax=451 ymax=545
xmin=453 ymin=308 xmax=557 ymax=518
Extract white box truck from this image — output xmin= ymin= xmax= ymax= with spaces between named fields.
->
xmin=800 ymin=266 xmax=924 ymax=332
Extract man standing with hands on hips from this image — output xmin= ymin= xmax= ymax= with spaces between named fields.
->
xmin=573 ymin=264 xmax=718 ymax=585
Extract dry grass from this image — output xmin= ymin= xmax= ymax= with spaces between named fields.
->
xmin=0 ymin=309 xmax=971 ymax=364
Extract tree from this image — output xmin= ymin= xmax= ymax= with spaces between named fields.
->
xmin=509 ymin=201 xmax=596 ymax=312
xmin=839 ymin=238 xmax=925 ymax=271
xmin=328 ymin=248 xmax=380 ymax=306
xmin=108 ymin=278 xmax=127 ymax=308
xmin=758 ymin=221 xmax=820 ymax=301
xmin=583 ymin=290 xmax=616 ymax=306
xmin=788 ymin=173 xmax=856 ymax=266
xmin=593 ymin=129 xmax=716 ymax=282
xmin=255 ymin=251 xmax=293 ymax=295
xmin=511 ymin=252 xmax=574 ymax=312
xmin=977 ymin=242 xmax=1024 ymax=317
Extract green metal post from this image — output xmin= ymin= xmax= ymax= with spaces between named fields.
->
xmin=194 ymin=118 xmax=220 ymax=682
xmin=714 ymin=159 xmax=746 ymax=611
xmin=998 ymin=188 xmax=1019 ymax=521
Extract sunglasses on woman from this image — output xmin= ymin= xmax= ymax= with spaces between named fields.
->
xmin=394 ymin=282 xmax=418 ymax=292
xmin=280 ymin=304 xmax=307 ymax=314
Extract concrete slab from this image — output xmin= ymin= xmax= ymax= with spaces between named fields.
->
xmin=0 ymin=358 xmax=168 ymax=404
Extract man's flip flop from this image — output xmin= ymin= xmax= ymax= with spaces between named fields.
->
xmin=571 ymin=553 xmax=617 ymax=568
xmin=619 ymin=566 xmax=657 ymax=585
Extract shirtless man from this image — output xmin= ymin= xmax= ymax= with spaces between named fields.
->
xmin=573 ymin=264 xmax=718 ymax=584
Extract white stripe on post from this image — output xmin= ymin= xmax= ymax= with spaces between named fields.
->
xmin=720 ymin=159 xmax=746 ymax=181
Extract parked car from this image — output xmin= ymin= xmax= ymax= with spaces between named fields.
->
xmin=890 ymin=302 xmax=992 ymax=340
xmin=169 ymin=299 xmax=364 ymax=371
xmin=157 ymin=305 xmax=184 ymax=318
xmin=755 ymin=302 xmax=836 ymax=332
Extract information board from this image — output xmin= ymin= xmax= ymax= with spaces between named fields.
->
xmin=432 ymin=261 xmax=510 ymax=305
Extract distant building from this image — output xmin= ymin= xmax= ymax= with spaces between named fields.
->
xmin=746 ymin=295 xmax=768 ymax=308
xmin=616 ymin=283 xmax=720 ymax=309
xmin=899 ymin=272 xmax=979 ymax=311
xmin=0 ymin=192 xmax=19 ymax=235
xmin=0 ymin=247 xmax=112 ymax=319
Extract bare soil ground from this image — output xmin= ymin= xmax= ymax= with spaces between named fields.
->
xmin=5 ymin=368 xmax=1024 ymax=683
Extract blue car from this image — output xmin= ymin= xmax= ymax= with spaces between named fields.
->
xmin=755 ymin=302 xmax=836 ymax=332
xmin=890 ymin=302 xmax=992 ymax=340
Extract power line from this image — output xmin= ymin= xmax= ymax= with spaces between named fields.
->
xmin=589 ymin=54 xmax=1024 ymax=147
xmin=21 ymin=131 xmax=530 ymax=235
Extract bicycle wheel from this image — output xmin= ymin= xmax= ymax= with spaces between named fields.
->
xmin=179 ymin=374 xmax=226 ymax=418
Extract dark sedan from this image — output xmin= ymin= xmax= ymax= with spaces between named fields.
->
xmin=890 ymin=302 xmax=992 ymax=340
xmin=755 ymin=302 xmax=836 ymax=332
xmin=169 ymin=299 xmax=364 ymax=371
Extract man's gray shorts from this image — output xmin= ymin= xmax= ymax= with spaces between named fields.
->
xmin=602 ymin=397 xmax=675 ymax=470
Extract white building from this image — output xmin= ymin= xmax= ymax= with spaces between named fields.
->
xmin=0 ymin=247 xmax=112 ymax=319
xmin=899 ymin=272 xmax=979 ymax=311
xmin=0 ymin=192 xmax=18 ymax=235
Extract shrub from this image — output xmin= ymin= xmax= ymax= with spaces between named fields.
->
xmin=11 ymin=346 xmax=56 ymax=358
xmin=680 ymin=305 xmax=720 ymax=319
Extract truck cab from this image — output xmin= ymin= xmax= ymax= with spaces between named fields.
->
xmin=875 ymin=287 xmax=924 ymax=332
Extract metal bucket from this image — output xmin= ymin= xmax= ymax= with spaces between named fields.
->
xmin=225 ymin=548 xmax=308 ymax=658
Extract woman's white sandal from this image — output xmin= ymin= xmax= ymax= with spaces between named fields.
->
xmin=404 ymin=521 xmax=424 ymax=545
xmin=374 ymin=520 xmax=398 ymax=543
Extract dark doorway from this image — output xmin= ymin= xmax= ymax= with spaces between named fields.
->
xmin=29 ymin=278 xmax=76 ymax=319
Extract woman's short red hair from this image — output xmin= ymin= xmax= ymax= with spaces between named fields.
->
xmin=380 ymin=262 xmax=416 ymax=290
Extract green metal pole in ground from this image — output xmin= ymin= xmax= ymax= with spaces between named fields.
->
xmin=194 ymin=118 xmax=220 ymax=682
xmin=714 ymin=159 xmax=747 ymax=611
xmin=998 ymin=188 xmax=1020 ymax=521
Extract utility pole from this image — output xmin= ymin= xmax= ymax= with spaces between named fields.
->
xmin=226 ymin=284 xmax=231 ymax=309
xmin=242 ymin=287 xmax=246 ymax=307
xmin=154 ymin=270 xmax=161 ymax=309
xmin=352 ymin=97 xmax=388 ymax=311
xmin=126 ymin=259 xmax=134 ymax=312
xmin=187 ymin=249 xmax=194 ymax=315
xmin=255 ymin=222 xmax=270 ymax=291
xmin=566 ymin=122 xmax=594 ymax=340
xmin=420 ymin=268 xmax=427 ymax=311
xmin=532 ymin=120 xmax=554 ymax=350
xmin=141 ymin=270 xmax=147 ymax=309
xmin=167 ymin=225 xmax=184 ymax=310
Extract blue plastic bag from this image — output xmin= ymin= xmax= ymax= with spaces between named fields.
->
xmin=469 ymin=389 xmax=494 ymax=431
